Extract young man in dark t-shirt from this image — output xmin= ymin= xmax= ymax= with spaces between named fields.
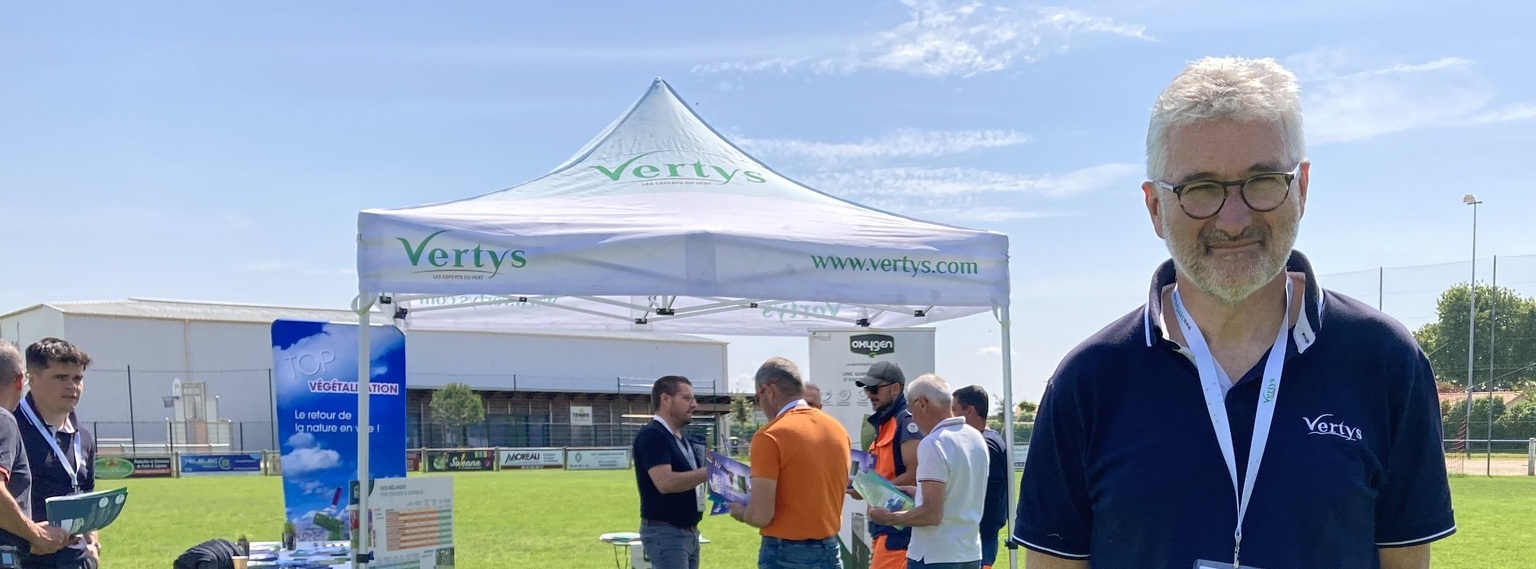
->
xmin=631 ymin=376 xmax=708 ymax=569
xmin=20 ymin=339 xmax=99 ymax=569
xmin=953 ymin=385 xmax=1009 ymax=569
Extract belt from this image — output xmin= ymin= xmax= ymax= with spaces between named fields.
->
xmin=643 ymin=519 xmax=698 ymax=532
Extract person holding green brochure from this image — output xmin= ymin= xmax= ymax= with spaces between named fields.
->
xmin=19 ymin=339 xmax=100 ymax=569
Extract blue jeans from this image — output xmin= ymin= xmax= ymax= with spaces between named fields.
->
xmin=758 ymin=536 xmax=842 ymax=569
xmin=980 ymin=527 xmax=1001 ymax=567
xmin=907 ymin=559 xmax=980 ymax=569
xmin=639 ymin=522 xmax=700 ymax=569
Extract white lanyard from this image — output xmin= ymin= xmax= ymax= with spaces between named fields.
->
xmin=19 ymin=398 xmax=83 ymax=492
xmin=655 ymin=417 xmax=698 ymax=469
xmin=1171 ymin=280 xmax=1291 ymax=569
xmin=656 ymin=416 xmax=707 ymax=512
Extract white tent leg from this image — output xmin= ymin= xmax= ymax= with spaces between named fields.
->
xmin=357 ymin=304 xmax=373 ymax=568
xmin=998 ymin=308 xmax=1019 ymax=569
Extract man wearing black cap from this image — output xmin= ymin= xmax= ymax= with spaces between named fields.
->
xmin=853 ymin=361 xmax=921 ymax=569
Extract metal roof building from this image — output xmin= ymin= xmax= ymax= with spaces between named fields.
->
xmin=0 ymin=298 xmax=731 ymax=453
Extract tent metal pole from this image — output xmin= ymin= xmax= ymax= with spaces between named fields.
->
xmin=998 ymin=306 xmax=1019 ymax=569
xmin=356 ymin=300 xmax=374 ymax=568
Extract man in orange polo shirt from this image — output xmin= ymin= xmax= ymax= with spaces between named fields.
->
xmin=728 ymin=357 xmax=850 ymax=569
xmin=854 ymin=361 xmax=922 ymax=569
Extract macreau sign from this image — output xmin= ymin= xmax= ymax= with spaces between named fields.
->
xmin=498 ymin=448 xmax=565 ymax=470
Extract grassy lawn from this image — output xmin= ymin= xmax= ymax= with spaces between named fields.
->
xmin=98 ymin=472 xmax=1533 ymax=568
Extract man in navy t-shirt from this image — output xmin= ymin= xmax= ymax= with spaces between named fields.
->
xmin=1012 ymin=57 xmax=1455 ymax=569
xmin=951 ymin=385 xmax=1008 ymax=569
xmin=631 ymin=375 xmax=708 ymax=569
xmin=20 ymin=339 xmax=99 ymax=569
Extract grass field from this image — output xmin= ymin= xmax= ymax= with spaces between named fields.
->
xmin=98 ymin=472 xmax=1533 ymax=568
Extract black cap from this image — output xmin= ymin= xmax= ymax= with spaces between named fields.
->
xmin=855 ymin=361 xmax=905 ymax=388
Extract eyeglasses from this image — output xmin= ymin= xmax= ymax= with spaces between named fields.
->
xmin=862 ymin=383 xmax=892 ymax=395
xmin=1154 ymin=166 xmax=1298 ymax=220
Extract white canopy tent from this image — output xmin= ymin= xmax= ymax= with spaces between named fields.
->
xmin=350 ymin=78 xmax=1019 ymax=568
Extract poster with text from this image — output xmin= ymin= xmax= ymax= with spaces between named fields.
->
xmin=809 ymin=328 xmax=934 ymax=569
xmin=369 ymin=476 xmax=455 ymax=569
xmin=273 ymin=319 xmax=408 ymax=542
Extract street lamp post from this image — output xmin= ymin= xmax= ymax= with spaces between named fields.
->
xmin=1463 ymin=194 xmax=1481 ymax=458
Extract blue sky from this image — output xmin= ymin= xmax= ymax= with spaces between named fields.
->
xmin=3 ymin=1 xmax=1533 ymax=405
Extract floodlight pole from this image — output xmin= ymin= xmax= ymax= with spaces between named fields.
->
xmin=1463 ymin=194 xmax=1480 ymax=459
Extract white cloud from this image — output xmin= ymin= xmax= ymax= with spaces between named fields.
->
xmin=696 ymin=0 xmax=1150 ymax=78
xmin=1470 ymin=102 xmax=1536 ymax=124
xmin=978 ymin=346 xmax=1002 ymax=356
xmin=805 ymin=163 xmax=1140 ymax=200
xmin=281 ymin=446 xmax=342 ymax=476
xmin=797 ymin=163 xmax=1136 ymax=225
xmin=287 ymin=432 xmax=317 ymax=449
xmin=1286 ymin=48 xmax=1528 ymax=143
xmin=739 ymin=128 xmax=1027 ymax=162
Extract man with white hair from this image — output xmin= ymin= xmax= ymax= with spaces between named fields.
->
xmin=1013 ymin=57 xmax=1455 ymax=569
xmin=868 ymin=374 xmax=986 ymax=569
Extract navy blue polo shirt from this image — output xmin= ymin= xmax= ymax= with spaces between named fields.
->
xmin=1013 ymin=251 xmax=1455 ymax=569
xmin=979 ymin=427 xmax=1008 ymax=534
xmin=17 ymin=395 xmax=96 ymax=568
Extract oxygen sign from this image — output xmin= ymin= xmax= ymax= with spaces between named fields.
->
xmin=849 ymin=334 xmax=896 ymax=358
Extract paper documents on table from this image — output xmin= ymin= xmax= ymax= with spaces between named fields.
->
xmin=45 ymin=487 xmax=128 ymax=535
xmin=706 ymin=451 xmax=752 ymax=512
xmin=850 ymin=470 xmax=915 ymax=528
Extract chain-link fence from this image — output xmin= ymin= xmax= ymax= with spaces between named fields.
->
xmin=1322 ymin=253 xmax=1536 ymax=476
xmin=90 ymin=420 xmax=277 ymax=455
xmin=413 ymin=420 xmax=723 ymax=450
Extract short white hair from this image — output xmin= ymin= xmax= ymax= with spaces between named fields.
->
xmin=0 ymin=342 xmax=19 ymax=379
xmin=1146 ymin=57 xmax=1306 ymax=181
xmin=906 ymin=374 xmax=951 ymax=408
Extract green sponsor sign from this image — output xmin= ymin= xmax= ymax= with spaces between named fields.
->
xmin=94 ymin=457 xmax=134 ymax=480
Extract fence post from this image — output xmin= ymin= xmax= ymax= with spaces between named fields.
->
xmin=127 ymin=365 xmax=137 ymax=454
xmin=1529 ymin=438 xmax=1534 ymax=477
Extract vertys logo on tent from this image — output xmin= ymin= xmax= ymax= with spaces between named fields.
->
xmin=396 ymin=230 xmax=528 ymax=279
xmin=590 ymin=152 xmax=768 ymax=185
xmin=849 ymin=334 xmax=896 ymax=357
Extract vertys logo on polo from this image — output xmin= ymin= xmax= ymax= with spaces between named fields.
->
xmin=1303 ymin=413 xmax=1363 ymax=441
xmin=396 ymin=230 xmax=528 ymax=280
xmin=849 ymin=334 xmax=896 ymax=357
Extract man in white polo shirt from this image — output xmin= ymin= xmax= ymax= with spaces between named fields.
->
xmin=867 ymin=373 xmax=987 ymax=569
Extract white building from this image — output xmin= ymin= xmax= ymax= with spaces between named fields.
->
xmin=0 ymin=298 xmax=731 ymax=453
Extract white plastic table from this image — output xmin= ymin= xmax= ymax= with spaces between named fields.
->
xmin=598 ymin=532 xmax=710 ymax=569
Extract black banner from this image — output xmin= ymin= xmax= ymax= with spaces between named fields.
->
xmin=424 ymin=449 xmax=495 ymax=472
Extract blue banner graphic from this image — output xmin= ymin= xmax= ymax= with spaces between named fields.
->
xmin=272 ymin=319 xmax=407 ymax=542
xmin=179 ymin=453 xmax=263 ymax=476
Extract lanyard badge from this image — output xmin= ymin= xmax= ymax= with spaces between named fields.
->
xmin=1172 ymin=280 xmax=1291 ymax=569
xmin=19 ymin=399 xmax=84 ymax=493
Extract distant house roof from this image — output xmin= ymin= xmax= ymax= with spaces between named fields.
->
xmin=0 ymin=298 xmax=725 ymax=345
